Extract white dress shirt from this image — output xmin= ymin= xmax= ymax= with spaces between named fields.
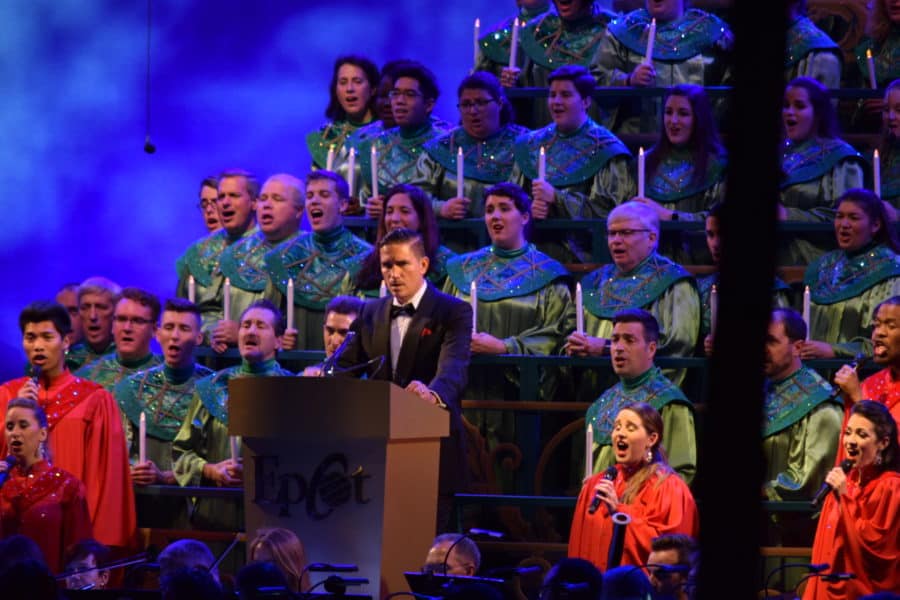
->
xmin=390 ymin=281 xmax=428 ymax=377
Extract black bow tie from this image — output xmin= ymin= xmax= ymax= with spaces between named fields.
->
xmin=390 ymin=303 xmax=416 ymax=319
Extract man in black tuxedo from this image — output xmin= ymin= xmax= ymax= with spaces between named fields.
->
xmin=337 ymin=228 xmax=472 ymax=529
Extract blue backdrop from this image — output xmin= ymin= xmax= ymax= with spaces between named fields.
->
xmin=0 ymin=1 xmax=514 ymax=379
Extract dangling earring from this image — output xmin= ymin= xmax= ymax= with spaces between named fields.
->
xmin=875 ymin=452 xmax=883 ymax=466
xmin=645 ymin=448 xmax=653 ymax=464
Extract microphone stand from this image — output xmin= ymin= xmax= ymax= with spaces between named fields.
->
xmin=762 ymin=563 xmax=827 ymax=598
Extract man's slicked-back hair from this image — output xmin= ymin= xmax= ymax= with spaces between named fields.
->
xmin=241 ymin=299 xmax=285 ymax=336
xmin=650 ymin=533 xmax=698 ymax=567
xmin=19 ymin=301 xmax=72 ymax=337
xmin=378 ymin=227 xmax=426 ymax=258
xmin=771 ymin=307 xmax=807 ymax=343
xmin=119 ymin=287 xmax=162 ymax=323
xmin=612 ymin=308 xmax=660 ymax=343
xmin=218 ymin=168 xmax=260 ymax=199
xmin=325 ymin=295 xmax=364 ymax=317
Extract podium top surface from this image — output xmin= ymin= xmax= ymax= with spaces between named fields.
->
xmin=228 ymin=377 xmax=449 ymax=441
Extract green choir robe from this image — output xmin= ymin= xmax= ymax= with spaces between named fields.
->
xmin=345 ymin=245 xmax=455 ymax=299
xmin=475 ymin=3 xmax=551 ymax=77
xmin=511 ymin=118 xmax=634 ymax=263
xmin=307 ymin=118 xmax=373 ymax=190
xmin=882 ymin=144 xmax=900 ymax=209
xmin=264 ymin=227 xmax=371 ymax=350
xmin=784 ymin=16 xmax=842 ymax=89
xmin=594 ymin=9 xmax=733 ymax=133
xmin=779 ymin=137 xmax=865 ymax=265
xmin=114 ymin=362 xmax=213 ymax=527
xmin=853 ymin=27 xmax=900 ymax=89
xmin=65 ymin=340 xmax=115 ymax=372
xmin=645 ymin=148 xmax=727 ymax=263
xmin=805 ymin=243 xmax=900 ymax=357
xmin=75 ymin=352 xmax=163 ymax=394
xmin=697 ymin=272 xmax=792 ymax=341
xmin=176 ymin=226 xmax=259 ymax=335
xmin=585 ymin=365 xmax=696 ymax=483
xmin=218 ymin=230 xmax=300 ymax=328
xmin=355 ymin=117 xmax=452 ymax=202
xmin=762 ymin=366 xmax=842 ymax=500
xmin=172 ymin=359 xmax=293 ymax=530
xmin=581 ymin=253 xmax=700 ymax=390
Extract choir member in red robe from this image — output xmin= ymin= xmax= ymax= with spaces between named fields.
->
xmin=803 ymin=401 xmax=900 ymax=599
xmin=568 ymin=402 xmax=699 ymax=571
xmin=0 ymin=398 xmax=92 ymax=573
xmin=0 ymin=301 xmax=135 ymax=550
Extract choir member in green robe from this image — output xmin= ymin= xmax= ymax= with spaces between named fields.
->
xmin=880 ymin=80 xmax=900 ymax=210
xmin=585 ymin=309 xmax=696 ymax=483
xmin=347 ymin=184 xmax=453 ymax=298
xmin=66 ymin=277 xmax=120 ymax=371
xmin=762 ymin=308 xmax=842 ymax=501
xmin=76 ymin=287 xmax=162 ymax=393
xmin=114 ymin=299 xmax=212 ymax=527
xmin=511 ymin=65 xmax=634 ymax=263
xmin=802 ymin=189 xmax=900 ymax=360
xmin=172 ymin=300 xmax=293 ymax=531
xmin=779 ymin=78 xmax=866 ymax=265
xmin=217 ymin=174 xmax=304 ymax=350
xmin=476 ymin=1 xmax=551 ymax=78
xmin=264 ymin=171 xmax=371 ymax=351
xmin=784 ymin=0 xmax=842 ymax=89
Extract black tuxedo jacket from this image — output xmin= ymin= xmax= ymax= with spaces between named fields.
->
xmin=337 ymin=284 xmax=472 ymax=493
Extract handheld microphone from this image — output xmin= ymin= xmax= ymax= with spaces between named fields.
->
xmin=0 ymin=455 xmax=17 ymax=489
xmin=827 ymin=354 xmax=868 ymax=402
xmin=323 ymin=331 xmax=357 ymax=376
xmin=30 ymin=364 xmax=42 ymax=387
xmin=587 ymin=466 xmax=618 ymax=515
xmin=811 ymin=459 xmax=853 ymax=507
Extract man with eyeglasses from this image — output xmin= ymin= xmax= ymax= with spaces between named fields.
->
xmin=113 ymin=298 xmax=213 ymax=527
xmin=511 ymin=65 xmax=634 ymax=264
xmin=197 ymin=176 xmax=222 ymax=233
xmin=356 ymin=61 xmax=451 ymax=220
xmin=422 ymin=533 xmax=481 ymax=576
xmin=76 ymin=287 xmax=163 ymax=392
xmin=176 ymin=168 xmax=260 ymax=342
xmin=65 ymin=276 xmax=122 ymax=370
xmin=565 ymin=201 xmax=699 ymax=389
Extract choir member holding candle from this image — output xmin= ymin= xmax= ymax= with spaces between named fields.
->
xmin=356 ymin=61 xmax=451 ymax=219
xmin=511 ymin=65 xmax=634 ymax=263
xmin=0 ymin=302 xmax=134 ymax=553
xmin=593 ymin=0 xmax=733 ymax=133
xmin=306 ymin=54 xmax=378 ymax=205
xmin=851 ymin=0 xmax=900 ymax=92
xmin=217 ymin=174 xmax=305 ymax=349
xmin=475 ymin=1 xmax=550 ymax=78
xmin=879 ymin=80 xmax=900 ymax=210
xmin=113 ymin=299 xmax=212 ymax=527
xmin=779 ymin=78 xmax=866 ymax=265
xmin=176 ymin=169 xmax=260 ymax=339
xmin=349 ymin=184 xmax=454 ymax=297
xmin=416 ymin=72 xmax=527 ymax=248
xmin=0 ymin=398 xmax=93 ymax=573
xmin=800 ymin=189 xmax=900 ymax=360
xmin=630 ymin=84 xmax=727 ymax=263
xmin=173 ymin=300 xmax=293 ymax=531
xmin=264 ymin=171 xmax=371 ymax=351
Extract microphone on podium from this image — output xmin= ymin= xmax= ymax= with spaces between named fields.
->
xmin=588 ymin=466 xmax=618 ymax=515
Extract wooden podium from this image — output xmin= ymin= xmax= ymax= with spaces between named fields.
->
xmin=228 ymin=377 xmax=449 ymax=598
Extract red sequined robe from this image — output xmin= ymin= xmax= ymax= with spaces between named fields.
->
xmin=836 ymin=368 xmax=900 ymax=463
xmin=0 ymin=371 xmax=136 ymax=549
xmin=0 ymin=460 xmax=92 ymax=573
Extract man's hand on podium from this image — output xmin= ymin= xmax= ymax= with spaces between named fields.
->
xmin=405 ymin=380 xmax=446 ymax=408
xmin=203 ymin=458 xmax=243 ymax=487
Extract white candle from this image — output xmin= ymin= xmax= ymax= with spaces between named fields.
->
xmin=474 ymin=18 xmax=481 ymax=71
xmin=584 ymin=425 xmax=594 ymax=480
xmin=538 ymin=146 xmax=546 ymax=181
xmin=286 ymin=278 xmax=295 ymax=331
xmin=230 ymin=436 xmax=239 ymax=463
xmin=379 ymin=281 xmax=388 ymax=298
xmin=637 ymin=147 xmax=645 ymax=198
xmin=326 ymin=144 xmax=336 ymax=172
xmin=874 ymin=149 xmax=881 ymax=197
xmin=456 ymin=146 xmax=464 ymax=200
xmin=370 ymin=145 xmax=379 ymax=199
xmin=575 ymin=282 xmax=584 ymax=335
xmin=139 ymin=411 xmax=147 ymax=465
xmin=187 ymin=275 xmax=196 ymax=304
xmin=866 ymin=49 xmax=877 ymax=90
xmin=470 ymin=281 xmax=478 ymax=333
xmin=710 ymin=284 xmax=718 ymax=335
xmin=644 ymin=18 xmax=656 ymax=65
xmin=802 ymin=285 xmax=811 ymax=341
xmin=347 ymin=147 xmax=356 ymax=198
xmin=223 ymin=278 xmax=231 ymax=321
xmin=508 ymin=18 xmax=519 ymax=69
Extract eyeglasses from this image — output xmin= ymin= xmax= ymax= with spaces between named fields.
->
xmin=114 ymin=315 xmax=154 ymax=326
xmin=458 ymin=98 xmax=496 ymax=111
xmin=421 ymin=563 xmax=447 ymax=575
xmin=198 ymin=199 xmax=217 ymax=210
xmin=606 ymin=228 xmax=651 ymax=239
xmin=388 ymin=89 xmax=423 ymax=99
